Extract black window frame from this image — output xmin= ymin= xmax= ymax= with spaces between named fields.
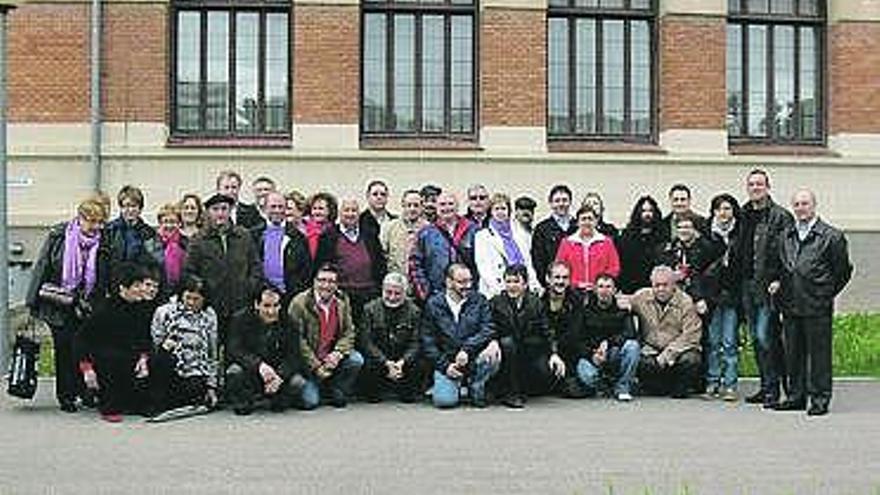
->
xmin=169 ymin=0 xmax=293 ymax=140
xmin=727 ymin=0 xmax=826 ymax=145
xmin=546 ymin=0 xmax=658 ymax=143
xmin=360 ymin=0 xmax=479 ymax=141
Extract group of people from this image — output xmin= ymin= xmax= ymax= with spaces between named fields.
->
xmin=24 ymin=168 xmax=853 ymax=421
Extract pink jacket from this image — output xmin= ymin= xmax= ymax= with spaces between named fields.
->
xmin=554 ymin=232 xmax=620 ymax=290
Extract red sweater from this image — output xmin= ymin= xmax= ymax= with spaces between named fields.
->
xmin=554 ymin=232 xmax=620 ymax=290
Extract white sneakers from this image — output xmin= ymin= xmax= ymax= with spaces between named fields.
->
xmin=616 ymin=392 xmax=633 ymax=402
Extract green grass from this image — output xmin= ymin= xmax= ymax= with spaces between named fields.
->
xmin=738 ymin=313 xmax=880 ymax=378
xmin=32 ymin=313 xmax=880 ymax=378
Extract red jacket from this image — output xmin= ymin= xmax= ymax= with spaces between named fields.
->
xmin=554 ymin=232 xmax=620 ymax=290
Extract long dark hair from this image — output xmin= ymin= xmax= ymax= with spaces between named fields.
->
xmin=709 ymin=193 xmax=741 ymax=222
xmin=625 ymin=195 xmax=663 ymax=232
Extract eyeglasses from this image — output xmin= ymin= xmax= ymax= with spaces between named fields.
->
xmin=469 ymin=195 xmax=488 ymax=201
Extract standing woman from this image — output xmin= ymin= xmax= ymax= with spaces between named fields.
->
xmin=474 ymin=193 xmax=540 ymax=298
xmin=554 ymin=204 xmax=620 ymax=291
xmin=617 ymin=195 xmax=665 ymax=294
xmin=179 ymin=193 xmax=204 ymax=239
xmin=145 ymin=203 xmax=189 ymax=300
xmin=285 ymin=190 xmax=308 ymax=234
xmin=304 ymin=191 xmax=338 ymax=261
xmin=26 ymin=195 xmax=110 ymax=412
xmin=105 ymin=185 xmax=157 ymax=273
xmin=703 ymin=193 xmax=744 ymax=401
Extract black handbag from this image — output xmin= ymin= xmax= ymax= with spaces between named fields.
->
xmin=7 ymin=319 xmax=41 ymax=399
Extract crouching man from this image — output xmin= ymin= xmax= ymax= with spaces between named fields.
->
xmin=422 ymin=264 xmax=501 ymax=408
xmin=226 ymin=284 xmax=307 ymax=415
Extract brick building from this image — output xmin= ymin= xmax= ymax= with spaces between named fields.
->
xmin=4 ymin=0 xmax=879 ymax=308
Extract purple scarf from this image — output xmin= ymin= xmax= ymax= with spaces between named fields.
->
xmin=491 ymin=219 xmax=525 ymax=266
xmin=263 ymin=223 xmax=286 ymax=291
xmin=62 ymin=218 xmax=101 ymax=296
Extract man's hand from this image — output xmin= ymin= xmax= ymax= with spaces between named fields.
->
xmin=264 ymin=375 xmax=283 ymax=395
xmin=479 ymin=340 xmax=502 ymax=366
xmin=768 ymin=281 xmax=781 ymax=295
xmin=548 ymin=353 xmax=566 ymax=378
xmin=454 ymin=350 xmax=469 ymax=368
xmin=83 ymin=369 xmax=99 ymax=390
xmin=656 ymin=349 xmax=675 ymax=368
xmin=592 ymin=340 xmax=608 ymax=366
xmin=695 ymin=300 xmax=708 ymax=315
xmin=315 ymin=365 xmax=333 ymax=381
xmin=134 ymin=354 xmax=149 ymax=379
xmin=258 ymin=362 xmax=280 ymax=383
xmin=324 ymin=351 xmax=343 ymax=370
xmin=204 ymin=388 xmax=218 ymax=408
xmin=445 ymin=363 xmax=463 ymax=380
xmin=386 ymin=360 xmax=404 ymax=381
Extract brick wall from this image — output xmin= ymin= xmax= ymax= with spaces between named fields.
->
xmin=103 ymin=3 xmax=167 ymax=122
xmin=293 ymin=5 xmax=359 ymax=125
xmin=659 ymin=15 xmax=726 ymax=130
xmin=481 ymin=8 xmax=545 ymax=127
xmin=829 ymin=22 xmax=880 ymax=134
xmin=8 ymin=3 xmax=90 ymax=123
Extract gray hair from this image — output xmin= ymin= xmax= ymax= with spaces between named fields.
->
xmin=383 ymin=272 xmax=409 ymax=290
xmin=650 ymin=265 xmax=675 ymax=282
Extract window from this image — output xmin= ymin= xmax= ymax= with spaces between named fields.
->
xmin=361 ymin=0 xmax=477 ymax=138
xmin=727 ymin=0 xmax=824 ymax=144
xmin=171 ymin=2 xmax=290 ymax=138
xmin=547 ymin=0 xmax=655 ymax=141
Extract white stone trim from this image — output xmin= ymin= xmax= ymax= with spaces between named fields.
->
xmin=829 ymin=1 xmax=880 ymax=22
xmin=479 ymin=126 xmax=546 ymax=154
xmin=660 ymin=129 xmax=728 ymax=155
xmin=659 ymin=0 xmax=725 ymax=16
xmin=829 ymin=133 xmax=880 ymax=157
xmin=293 ymin=124 xmax=359 ymax=151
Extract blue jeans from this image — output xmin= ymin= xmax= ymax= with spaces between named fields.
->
xmin=743 ymin=288 xmax=780 ymax=397
xmin=575 ymin=339 xmax=640 ymax=395
xmin=706 ymin=305 xmax=739 ymax=389
xmin=432 ymin=355 xmax=500 ymax=408
xmin=300 ymin=351 xmax=365 ymax=409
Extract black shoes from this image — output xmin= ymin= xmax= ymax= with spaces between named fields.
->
xmin=501 ymin=394 xmax=526 ymax=409
xmin=329 ymin=390 xmax=348 ymax=408
xmin=772 ymin=399 xmax=807 ymax=411
xmin=745 ymin=391 xmax=765 ymax=404
xmin=807 ymin=402 xmax=829 ymax=416
xmin=59 ymin=401 xmax=78 ymax=413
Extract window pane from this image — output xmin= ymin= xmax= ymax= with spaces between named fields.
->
xmin=422 ymin=15 xmax=445 ymax=133
xmin=630 ymin=0 xmax=651 ymax=9
xmin=363 ymin=14 xmax=387 ymax=132
xmin=176 ymin=11 xmax=201 ymax=131
xmin=728 ymin=0 xmax=741 ymax=13
xmin=235 ymin=13 xmax=259 ymax=133
xmin=548 ymin=0 xmax=569 ymax=7
xmin=799 ymin=26 xmax=819 ymax=139
xmin=747 ymin=0 xmax=768 ymax=13
xmin=599 ymin=0 xmax=623 ymax=7
xmin=799 ymin=0 xmax=818 ymax=16
xmin=575 ymin=18 xmax=596 ymax=134
xmin=747 ymin=24 xmax=767 ymax=136
xmin=264 ymin=13 xmax=289 ymax=133
xmin=206 ymin=12 xmax=229 ymax=132
xmin=392 ymin=14 xmax=416 ymax=132
xmin=726 ymin=24 xmax=743 ymax=137
xmin=450 ymin=15 xmax=473 ymax=133
xmin=548 ymin=18 xmax=570 ymax=135
xmin=630 ymin=20 xmax=651 ymax=135
xmin=602 ymin=20 xmax=624 ymax=134
xmin=773 ymin=25 xmax=794 ymax=139
xmin=574 ymin=0 xmax=598 ymax=8
xmin=770 ymin=0 xmax=793 ymax=14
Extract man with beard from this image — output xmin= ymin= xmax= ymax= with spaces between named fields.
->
xmin=617 ymin=195 xmax=665 ymax=294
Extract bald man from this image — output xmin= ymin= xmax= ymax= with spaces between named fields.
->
xmin=770 ymin=189 xmax=852 ymax=416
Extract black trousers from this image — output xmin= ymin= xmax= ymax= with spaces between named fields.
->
xmin=225 ymin=364 xmax=305 ymax=411
xmin=93 ymin=352 xmax=149 ymax=415
xmin=638 ymin=349 xmax=701 ymax=397
xmin=495 ymin=337 xmax=555 ymax=397
xmin=783 ymin=313 xmax=833 ymax=406
xmin=50 ymin=320 xmax=83 ymax=405
xmin=149 ymin=350 xmax=210 ymax=412
xmin=358 ymin=357 xmax=425 ymax=401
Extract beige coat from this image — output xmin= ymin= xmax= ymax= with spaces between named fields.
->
xmin=630 ymin=287 xmax=702 ymax=360
xmin=380 ymin=217 xmax=427 ymax=277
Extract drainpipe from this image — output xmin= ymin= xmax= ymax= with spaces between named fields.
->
xmin=90 ymin=0 xmax=101 ymax=192
xmin=0 ymin=1 xmax=17 ymax=376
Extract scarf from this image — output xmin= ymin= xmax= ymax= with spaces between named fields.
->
xmin=159 ymin=227 xmax=186 ymax=287
xmin=305 ymin=218 xmax=324 ymax=259
xmin=62 ymin=218 xmax=101 ymax=296
xmin=491 ymin=219 xmax=525 ymax=266
xmin=711 ymin=217 xmax=736 ymax=266
xmin=316 ymin=297 xmax=339 ymax=360
xmin=263 ymin=223 xmax=286 ymax=291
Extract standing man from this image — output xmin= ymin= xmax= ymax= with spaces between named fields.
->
xmin=660 ymin=184 xmax=708 ymax=243
xmin=360 ymin=179 xmax=398 ymax=239
xmin=465 ymin=184 xmax=491 ymax=229
xmin=532 ymin=184 xmax=577 ymax=287
xmin=249 ymin=176 xmax=277 ymax=226
xmin=184 ymin=193 xmax=262 ymax=342
xmin=216 ymin=170 xmax=262 ymax=229
xmin=514 ymin=196 xmax=537 ymax=234
xmin=380 ymin=189 xmax=428 ymax=278
xmin=409 ymin=192 xmax=478 ymax=302
xmin=740 ymin=169 xmax=794 ymax=407
xmin=422 ymin=264 xmax=501 ymax=408
xmin=772 ymin=189 xmax=852 ymax=416
xmin=419 ymin=184 xmax=442 ymax=223
xmin=288 ymin=264 xmax=364 ymax=408
xmin=252 ymin=191 xmax=312 ymax=305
